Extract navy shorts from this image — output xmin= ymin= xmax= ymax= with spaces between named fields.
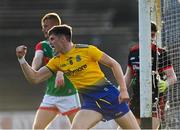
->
xmin=79 ymin=84 xmax=129 ymax=121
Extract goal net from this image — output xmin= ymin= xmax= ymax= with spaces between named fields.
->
xmin=160 ymin=0 xmax=180 ymax=129
xmin=146 ymin=0 xmax=180 ymax=128
xmin=139 ymin=0 xmax=180 ymax=129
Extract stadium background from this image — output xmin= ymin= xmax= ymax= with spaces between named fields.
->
xmin=0 ymin=1 xmax=139 ymax=128
xmin=0 ymin=0 xmax=138 ymax=111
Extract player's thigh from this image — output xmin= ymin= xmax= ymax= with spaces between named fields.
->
xmin=67 ymin=110 xmax=79 ymax=124
xmin=71 ymin=109 xmax=103 ymax=129
xmin=33 ymin=109 xmax=58 ymax=128
xmin=115 ymin=110 xmax=140 ymax=129
xmin=56 ymin=93 xmax=80 ymax=114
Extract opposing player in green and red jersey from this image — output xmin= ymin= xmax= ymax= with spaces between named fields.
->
xmin=31 ymin=13 xmax=80 ymax=129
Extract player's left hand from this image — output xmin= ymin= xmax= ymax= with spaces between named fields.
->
xmin=158 ymin=79 xmax=168 ymax=93
xmin=55 ymin=71 xmax=64 ymax=88
xmin=118 ymin=89 xmax=130 ymax=103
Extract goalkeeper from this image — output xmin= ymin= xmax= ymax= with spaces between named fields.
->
xmin=124 ymin=22 xmax=177 ymax=130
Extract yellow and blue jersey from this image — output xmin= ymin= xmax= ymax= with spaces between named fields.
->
xmin=46 ymin=44 xmax=111 ymax=92
xmin=46 ymin=44 xmax=129 ymax=121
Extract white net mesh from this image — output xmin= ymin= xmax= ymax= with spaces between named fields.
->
xmin=160 ymin=0 xmax=180 ymax=128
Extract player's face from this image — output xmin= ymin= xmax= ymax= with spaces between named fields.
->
xmin=49 ymin=34 xmax=63 ymax=53
xmin=42 ymin=19 xmax=57 ymax=38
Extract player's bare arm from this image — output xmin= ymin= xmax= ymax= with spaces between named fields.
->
xmin=32 ymin=50 xmax=44 ymax=70
xmin=16 ymin=45 xmax=52 ymax=84
xmin=99 ymin=53 xmax=129 ymax=103
xmin=124 ymin=66 xmax=133 ymax=88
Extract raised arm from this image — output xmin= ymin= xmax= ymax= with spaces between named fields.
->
xmin=99 ymin=53 xmax=129 ymax=103
xmin=16 ymin=45 xmax=52 ymax=84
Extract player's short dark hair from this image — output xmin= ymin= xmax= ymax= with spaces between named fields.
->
xmin=41 ymin=12 xmax=61 ymax=26
xmin=48 ymin=24 xmax=72 ymax=42
xmin=151 ymin=22 xmax=157 ymax=32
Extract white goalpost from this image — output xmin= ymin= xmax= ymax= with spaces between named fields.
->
xmin=139 ymin=0 xmax=152 ymax=128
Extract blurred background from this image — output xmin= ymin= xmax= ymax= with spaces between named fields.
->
xmin=0 ymin=0 xmax=138 ymax=111
xmin=0 ymin=1 xmax=138 ymax=128
xmin=1 ymin=0 xmax=180 ymax=129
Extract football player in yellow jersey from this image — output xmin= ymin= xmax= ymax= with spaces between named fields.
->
xmin=16 ymin=25 xmax=140 ymax=129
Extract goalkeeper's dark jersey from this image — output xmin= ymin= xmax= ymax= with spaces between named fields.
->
xmin=127 ymin=43 xmax=172 ymax=103
xmin=35 ymin=40 xmax=77 ymax=96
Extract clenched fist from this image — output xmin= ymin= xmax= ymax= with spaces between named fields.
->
xmin=16 ymin=45 xmax=27 ymax=59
